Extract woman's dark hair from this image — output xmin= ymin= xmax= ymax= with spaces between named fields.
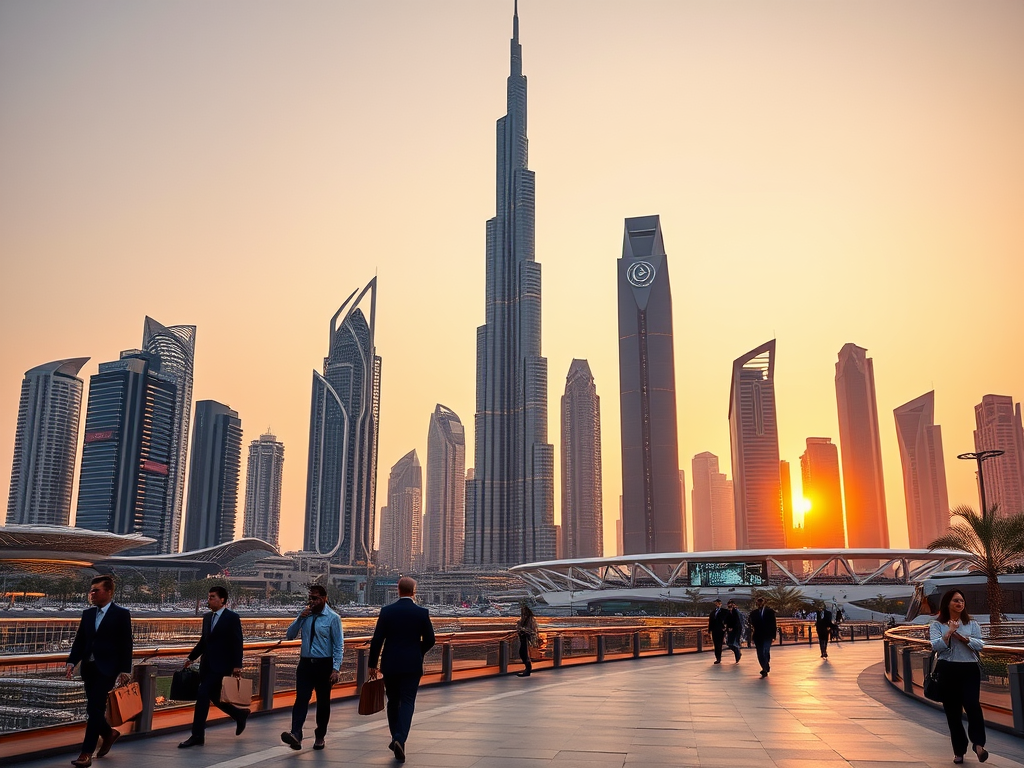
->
xmin=937 ymin=589 xmax=971 ymax=624
xmin=520 ymin=602 xmax=534 ymax=620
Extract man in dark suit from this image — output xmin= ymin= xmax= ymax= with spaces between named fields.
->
xmin=707 ymin=598 xmax=727 ymax=664
xmin=724 ymin=599 xmax=743 ymax=663
xmin=815 ymin=605 xmax=836 ymax=659
xmin=748 ymin=596 xmax=777 ymax=678
xmin=65 ymin=575 xmax=133 ymax=768
xmin=178 ymin=586 xmax=248 ymax=747
xmin=369 ymin=576 xmax=436 ymax=763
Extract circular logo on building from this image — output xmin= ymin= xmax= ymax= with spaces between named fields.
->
xmin=626 ymin=260 xmax=656 ymax=288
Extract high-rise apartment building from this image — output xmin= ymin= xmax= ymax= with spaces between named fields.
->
xmin=618 ymin=215 xmax=684 ymax=554
xmin=560 ymin=360 xmax=604 ymax=559
xmin=894 ymin=391 xmax=950 ymax=548
xmin=378 ymin=450 xmax=421 ymax=574
xmin=973 ymin=395 xmax=1024 ymax=516
xmin=691 ymin=452 xmax=735 ymax=551
xmin=142 ymin=317 xmax=196 ymax=553
xmin=835 ymin=343 xmax=889 ymax=547
xmin=304 ymin=279 xmax=381 ymax=567
xmin=424 ymin=405 xmax=466 ymax=571
xmin=7 ymin=358 xmax=89 ymax=526
xmin=799 ymin=437 xmax=845 ymax=548
xmin=729 ymin=340 xmax=785 ymax=549
xmin=467 ymin=6 xmax=555 ymax=567
xmin=76 ymin=351 xmax=176 ymax=554
xmin=183 ymin=401 xmax=242 ymax=551
xmin=243 ymin=432 xmax=285 ymax=549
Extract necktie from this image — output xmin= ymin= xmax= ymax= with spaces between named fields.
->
xmin=309 ymin=614 xmax=318 ymax=655
xmin=211 ymin=612 xmax=218 ymax=631
xmin=95 ymin=607 xmax=104 ymax=631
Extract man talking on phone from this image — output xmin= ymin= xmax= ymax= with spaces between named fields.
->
xmin=281 ymin=584 xmax=344 ymax=751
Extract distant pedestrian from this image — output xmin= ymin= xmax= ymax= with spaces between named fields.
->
xmin=748 ymin=596 xmax=777 ymax=678
xmin=281 ymin=585 xmax=344 ymax=751
xmin=369 ymin=576 xmax=436 ymax=763
xmin=707 ymin=599 xmax=727 ymax=664
xmin=724 ymin=600 xmax=743 ymax=663
xmin=65 ymin=575 xmax=133 ymax=768
xmin=815 ymin=604 xmax=836 ymax=659
xmin=515 ymin=603 xmax=540 ymax=676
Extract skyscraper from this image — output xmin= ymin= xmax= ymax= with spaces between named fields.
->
xmin=243 ymin=431 xmax=285 ymax=549
xmin=729 ymin=340 xmax=785 ymax=549
xmin=894 ymin=391 xmax=950 ymax=548
xmin=780 ymin=459 xmax=800 ymax=548
xmin=76 ymin=351 xmax=176 ymax=554
xmin=424 ymin=405 xmax=466 ymax=571
xmin=142 ymin=317 xmax=196 ymax=553
xmin=7 ymin=358 xmax=89 ymax=526
xmin=679 ymin=470 xmax=688 ymax=551
xmin=799 ymin=437 xmax=845 ymax=548
xmin=183 ymin=400 xmax=242 ymax=551
xmin=378 ymin=449 xmax=421 ymax=574
xmin=560 ymin=359 xmax=603 ymax=559
xmin=467 ymin=6 xmax=555 ymax=567
xmin=835 ymin=343 xmax=889 ymax=547
xmin=691 ymin=452 xmax=735 ymax=551
xmin=618 ymin=215 xmax=684 ymax=555
xmin=973 ymin=395 xmax=1024 ymax=516
xmin=304 ymin=278 xmax=381 ymax=568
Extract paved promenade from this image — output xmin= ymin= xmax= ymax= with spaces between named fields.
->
xmin=15 ymin=641 xmax=1024 ymax=768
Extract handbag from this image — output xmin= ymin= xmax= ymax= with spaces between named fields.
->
xmin=923 ymin=653 xmax=943 ymax=702
xmin=220 ymin=676 xmax=253 ymax=709
xmin=358 ymin=674 xmax=385 ymax=716
xmin=107 ymin=681 xmax=143 ymax=726
xmin=170 ymin=667 xmax=201 ymax=701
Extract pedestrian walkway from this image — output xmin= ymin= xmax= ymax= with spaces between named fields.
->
xmin=15 ymin=641 xmax=1024 ymax=768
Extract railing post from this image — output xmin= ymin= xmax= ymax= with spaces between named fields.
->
xmin=596 ymin=635 xmax=606 ymax=662
xmin=1008 ymin=663 xmax=1024 ymax=735
xmin=499 ymin=639 xmax=509 ymax=674
xmin=696 ymin=631 xmax=703 ymax=653
xmin=900 ymin=647 xmax=914 ymax=693
xmin=667 ymin=630 xmax=675 ymax=655
xmin=441 ymin=643 xmax=453 ymax=683
xmin=258 ymin=655 xmax=277 ymax=711
xmin=850 ymin=625 xmax=856 ymax=642
xmin=133 ymin=662 xmax=157 ymax=734
xmin=356 ymin=648 xmax=367 ymax=694
xmin=809 ymin=627 xmax=814 ymax=646
xmin=632 ymin=632 xmax=641 ymax=658
xmin=888 ymin=642 xmax=900 ymax=681
xmin=553 ymin=635 xmax=563 ymax=668
xmin=778 ymin=628 xmax=784 ymax=646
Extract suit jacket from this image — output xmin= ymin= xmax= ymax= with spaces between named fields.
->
xmin=707 ymin=607 xmax=727 ymax=636
xmin=368 ymin=597 xmax=436 ymax=677
xmin=67 ymin=603 xmax=133 ymax=678
xmin=815 ymin=610 xmax=835 ymax=634
xmin=724 ymin=607 xmax=743 ymax=634
xmin=188 ymin=608 xmax=244 ymax=678
xmin=748 ymin=605 xmax=777 ymax=644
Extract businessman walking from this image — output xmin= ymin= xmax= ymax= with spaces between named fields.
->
xmin=178 ymin=586 xmax=248 ymax=747
xmin=748 ymin=596 xmax=777 ymax=678
xmin=369 ymin=576 xmax=436 ymax=763
xmin=65 ymin=575 xmax=133 ymax=768
xmin=707 ymin=598 xmax=727 ymax=664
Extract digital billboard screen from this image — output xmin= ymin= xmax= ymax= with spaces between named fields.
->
xmin=689 ymin=561 xmax=766 ymax=587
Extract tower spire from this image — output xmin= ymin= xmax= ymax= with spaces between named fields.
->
xmin=513 ymin=0 xmax=519 ymax=42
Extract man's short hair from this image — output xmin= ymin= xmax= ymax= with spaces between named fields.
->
xmin=397 ymin=576 xmax=417 ymax=597
xmin=308 ymin=584 xmax=328 ymax=599
xmin=209 ymin=585 xmax=228 ymax=601
xmin=714 ymin=598 xmax=722 ymax=603
xmin=91 ymin=575 xmax=114 ymax=592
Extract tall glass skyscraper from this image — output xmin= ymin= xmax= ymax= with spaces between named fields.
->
xmin=973 ymin=395 xmax=1024 ymax=517
xmin=303 ymin=278 xmax=381 ymax=568
xmin=7 ymin=358 xmax=89 ymax=526
xmin=142 ymin=317 xmax=196 ymax=553
xmin=895 ymin=391 xmax=949 ymax=547
xmin=618 ymin=215 xmax=684 ymax=555
xmin=379 ymin=449 xmax=421 ymax=574
xmin=183 ymin=400 xmax=242 ymax=551
xmin=424 ymin=405 xmax=465 ymax=571
xmin=243 ymin=431 xmax=285 ymax=549
xmin=467 ymin=6 xmax=555 ymax=567
xmin=729 ymin=340 xmax=785 ymax=549
xmin=799 ymin=437 xmax=845 ymax=548
xmin=561 ymin=359 xmax=603 ymax=559
xmin=691 ymin=452 xmax=735 ymax=551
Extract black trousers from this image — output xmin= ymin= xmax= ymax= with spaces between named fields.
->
xmin=290 ymin=657 xmax=334 ymax=740
xmin=938 ymin=661 xmax=986 ymax=756
xmin=383 ymin=673 xmax=421 ymax=746
xmin=191 ymin=673 xmax=247 ymax=737
xmin=726 ymin=631 xmax=742 ymax=660
xmin=818 ymin=630 xmax=830 ymax=656
xmin=518 ymin=632 xmax=532 ymax=674
xmin=711 ymin=631 xmax=725 ymax=661
xmin=80 ymin=661 xmax=116 ymax=754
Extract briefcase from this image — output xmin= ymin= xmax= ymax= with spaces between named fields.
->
xmin=107 ymin=682 xmax=143 ymax=726
xmin=170 ymin=667 xmax=201 ymax=701
xmin=358 ymin=676 xmax=385 ymax=716
xmin=220 ymin=676 xmax=253 ymax=709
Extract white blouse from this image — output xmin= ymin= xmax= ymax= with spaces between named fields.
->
xmin=929 ymin=619 xmax=984 ymax=662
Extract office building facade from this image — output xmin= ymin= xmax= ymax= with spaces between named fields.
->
xmin=799 ymin=437 xmax=845 ymax=548
xmin=973 ymin=395 xmax=1024 ymax=516
xmin=895 ymin=391 xmax=950 ymax=548
xmin=183 ymin=400 xmax=242 ymax=551
xmin=424 ymin=405 xmax=466 ymax=571
xmin=560 ymin=359 xmax=603 ymax=559
xmin=378 ymin=449 xmax=422 ymax=574
xmin=243 ymin=432 xmax=285 ymax=549
xmin=691 ymin=452 xmax=736 ymax=551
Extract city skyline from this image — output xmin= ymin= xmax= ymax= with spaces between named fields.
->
xmin=1 ymin=2 xmax=1022 ymax=557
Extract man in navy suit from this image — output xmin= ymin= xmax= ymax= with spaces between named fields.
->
xmin=369 ymin=576 xmax=435 ymax=763
xmin=178 ymin=586 xmax=248 ymax=747
xmin=707 ymin=598 xmax=727 ymax=664
xmin=748 ymin=596 xmax=778 ymax=678
xmin=65 ymin=575 xmax=133 ymax=768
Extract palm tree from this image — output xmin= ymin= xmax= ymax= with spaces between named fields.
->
xmin=752 ymin=585 xmax=807 ymax=616
xmin=928 ymin=504 xmax=1024 ymax=626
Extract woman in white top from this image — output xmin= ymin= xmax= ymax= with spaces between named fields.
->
xmin=929 ymin=589 xmax=987 ymax=764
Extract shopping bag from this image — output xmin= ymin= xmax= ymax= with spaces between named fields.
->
xmin=107 ymin=682 xmax=143 ymax=726
xmin=220 ymin=676 xmax=253 ymax=709
xmin=358 ymin=676 xmax=385 ymax=715
xmin=170 ymin=667 xmax=201 ymax=701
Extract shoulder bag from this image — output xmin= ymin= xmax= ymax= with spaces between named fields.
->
xmin=923 ymin=652 xmax=943 ymax=702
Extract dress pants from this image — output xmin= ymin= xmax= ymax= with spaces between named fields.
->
xmin=711 ymin=632 xmax=725 ymax=662
xmin=938 ymin=661 xmax=986 ymax=756
xmin=291 ymin=657 xmax=334 ymax=740
xmin=518 ymin=632 xmax=533 ymax=674
xmin=818 ymin=632 xmax=830 ymax=657
xmin=754 ymin=639 xmax=772 ymax=674
xmin=726 ymin=631 xmax=742 ymax=661
xmin=80 ymin=661 xmax=116 ymax=754
xmin=383 ymin=673 xmax=421 ymax=746
xmin=192 ymin=673 xmax=247 ymax=737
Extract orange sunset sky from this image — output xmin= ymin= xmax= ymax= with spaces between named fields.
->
xmin=1 ymin=1 xmax=1022 ymax=556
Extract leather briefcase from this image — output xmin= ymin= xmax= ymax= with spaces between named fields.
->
xmin=170 ymin=667 xmax=201 ymax=701
xmin=220 ymin=676 xmax=253 ymax=709
xmin=107 ymin=682 xmax=143 ymax=726
xmin=358 ymin=676 xmax=385 ymax=716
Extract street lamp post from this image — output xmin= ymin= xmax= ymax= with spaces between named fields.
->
xmin=957 ymin=449 xmax=1005 ymax=518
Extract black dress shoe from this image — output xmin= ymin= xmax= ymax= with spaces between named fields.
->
xmin=97 ymin=729 xmax=120 ymax=757
xmin=713 ymin=660 xmax=721 ymax=664
xmin=281 ymin=731 xmax=302 ymax=750
xmin=515 ymin=671 xmax=530 ymax=677
xmin=236 ymin=710 xmax=249 ymax=736
xmin=71 ymin=756 xmax=92 ymax=767
xmin=178 ymin=737 xmax=204 ymax=748
xmin=393 ymin=741 xmax=406 ymax=762
xmin=313 ymin=739 xmax=325 ymax=750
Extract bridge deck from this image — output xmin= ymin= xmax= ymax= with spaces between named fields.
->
xmin=11 ymin=642 xmax=1024 ymax=768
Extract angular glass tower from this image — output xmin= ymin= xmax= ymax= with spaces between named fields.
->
xmin=142 ymin=317 xmax=196 ymax=553
xmin=379 ymin=449 xmax=422 ymax=574
xmin=424 ymin=405 xmax=466 ymax=571
xmin=895 ymin=391 xmax=949 ymax=547
xmin=243 ymin=432 xmax=285 ymax=549
xmin=618 ymin=215 xmax=684 ymax=555
xmin=7 ymin=357 xmax=89 ymax=526
xmin=183 ymin=400 xmax=242 ymax=551
xmin=467 ymin=5 xmax=555 ymax=567
xmin=304 ymin=278 xmax=381 ymax=568
xmin=973 ymin=395 xmax=1024 ymax=516
xmin=561 ymin=359 xmax=603 ymax=559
